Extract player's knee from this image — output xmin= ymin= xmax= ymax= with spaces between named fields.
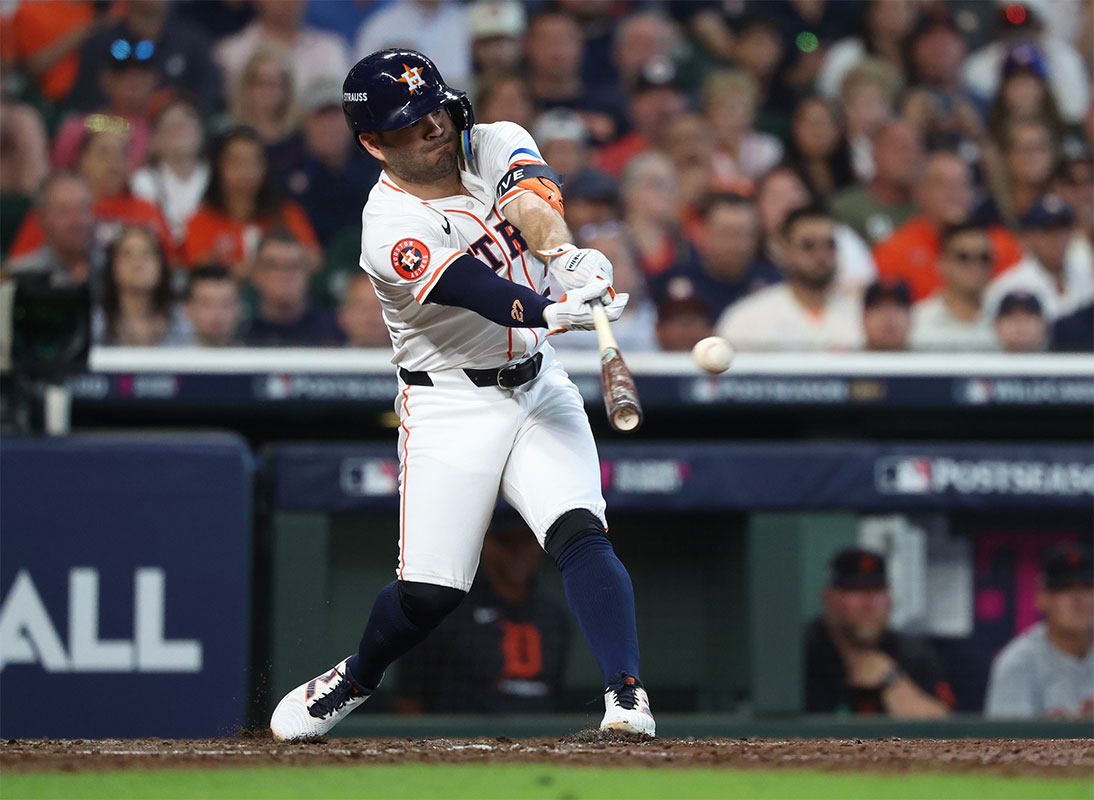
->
xmin=544 ymin=509 xmax=609 ymax=566
xmin=397 ymin=580 xmax=466 ymax=630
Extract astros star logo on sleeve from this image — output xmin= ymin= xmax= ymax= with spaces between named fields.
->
xmin=391 ymin=238 xmax=431 ymax=280
xmin=398 ymin=65 xmax=427 ymax=94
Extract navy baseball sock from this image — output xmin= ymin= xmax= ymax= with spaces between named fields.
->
xmin=345 ymin=581 xmax=424 ymax=692
xmin=557 ymin=535 xmax=641 ymax=684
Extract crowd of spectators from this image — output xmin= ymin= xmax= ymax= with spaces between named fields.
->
xmin=2 ymin=0 xmax=1091 ymax=353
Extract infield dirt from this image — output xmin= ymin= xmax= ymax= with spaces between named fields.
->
xmin=2 ymin=733 xmax=1091 ymax=778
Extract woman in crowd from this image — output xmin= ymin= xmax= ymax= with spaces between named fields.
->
xmin=817 ymin=0 xmax=919 ymax=99
xmin=785 ymin=95 xmax=856 ymax=198
xmin=94 ymin=225 xmax=192 ymax=346
xmin=474 ymin=72 xmax=536 ymax=131
xmin=182 ymin=125 xmax=318 ymax=276
xmin=130 ymin=96 xmax=210 ymax=247
xmin=620 ymin=152 xmax=700 ymax=283
xmin=226 ymin=45 xmax=300 ymax=162
xmin=699 ymin=70 xmax=783 ymax=183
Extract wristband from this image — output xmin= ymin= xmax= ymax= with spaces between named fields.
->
xmin=879 ymin=666 xmax=903 ymax=691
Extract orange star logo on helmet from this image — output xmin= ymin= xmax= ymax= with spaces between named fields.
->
xmin=398 ymin=64 xmax=427 ymax=94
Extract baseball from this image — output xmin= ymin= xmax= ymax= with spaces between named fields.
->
xmin=692 ymin=336 xmax=734 ymax=374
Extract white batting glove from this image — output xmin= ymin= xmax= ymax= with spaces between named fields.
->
xmin=537 ymin=243 xmax=614 ymax=294
xmin=542 ymin=278 xmax=629 ymax=333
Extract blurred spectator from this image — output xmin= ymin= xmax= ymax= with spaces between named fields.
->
xmin=983 ymin=117 xmax=1059 ymax=229
xmin=475 ymin=73 xmax=535 ymax=130
xmin=654 ymin=194 xmax=781 ymax=322
xmin=717 ymin=206 xmax=863 ymax=352
xmin=354 ymin=0 xmax=469 ymax=91
xmin=993 ymin=290 xmax=1048 ymax=353
xmin=817 ymin=0 xmax=918 ymax=100
xmin=3 ymin=0 xmax=102 ymax=103
xmin=984 ymin=195 xmax=1094 ymax=321
xmin=839 ymin=58 xmax=902 ymax=182
xmin=174 ymin=0 xmax=255 ymax=42
xmin=1051 ymin=153 xmax=1093 ymax=247
xmin=985 ymin=45 xmax=1067 ymax=145
xmin=726 ymin=15 xmax=788 ymax=135
xmin=770 ymin=0 xmax=861 ymax=97
xmin=523 ymin=11 xmax=615 ymax=142
xmin=606 ymin=9 xmax=684 ymax=94
xmin=861 ymin=279 xmax=911 ymax=352
xmin=754 ymin=164 xmax=876 ymax=292
xmin=908 ymin=222 xmax=998 ymax=351
xmin=985 ymin=542 xmax=1093 ymax=719
xmin=217 ymin=0 xmax=348 ymax=99
xmin=242 ymin=230 xmax=340 ymax=347
xmin=5 ymin=172 xmax=97 ymax=287
xmin=619 ymin=153 xmax=698 ymax=282
xmin=130 ymin=96 xmax=209 ymax=247
xmin=338 ymin=272 xmax=389 ymax=349
xmin=832 ymin=120 xmax=921 ymax=245
xmin=534 ymin=110 xmax=589 ymax=181
xmin=0 ymin=100 xmax=49 ymax=195
xmin=93 ymin=225 xmax=191 ymax=346
xmin=469 ymin=0 xmax=525 ymax=78
xmin=564 ymin=171 xmax=620 ymax=245
xmin=394 ymin=518 xmax=570 ymax=715
xmin=182 ymin=126 xmax=319 ymax=276
xmin=53 ymin=37 xmax=159 ymax=171
xmin=0 ymin=100 xmax=50 ymax=258
xmin=278 ymin=78 xmax=380 ymax=249
xmin=785 ymin=95 xmax=856 ymax=197
xmin=804 ymin=547 xmax=953 ymax=717
xmin=1051 ymin=301 xmax=1094 ymax=352
xmin=227 ymin=46 xmax=300 ymax=150
xmin=900 ymin=12 xmax=984 ymax=150
xmin=595 ymin=58 xmax=689 ymax=178
xmin=873 ymin=150 xmax=1023 ymax=302
xmin=699 ymin=70 xmax=783 ymax=182
xmin=11 ymin=128 xmax=173 ymax=262
xmin=661 ymin=113 xmax=724 ymax=230
xmin=184 ymin=265 xmax=242 ymax=348
xmin=961 ymin=6 xmax=1090 ymax=126
xmin=66 ymin=0 xmax=220 ymax=114
xmin=655 ymin=293 xmax=714 ymax=353
xmin=551 ymin=222 xmax=657 ymax=353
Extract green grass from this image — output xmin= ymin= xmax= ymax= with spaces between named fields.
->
xmin=2 ymin=764 xmax=1089 ymax=800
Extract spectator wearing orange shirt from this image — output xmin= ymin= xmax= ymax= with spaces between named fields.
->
xmin=9 ymin=128 xmax=173 ymax=262
xmin=872 ymin=150 xmax=1022 ymax=302
xmin=2 ymin=0 xmax=103 ymax=102
xmin=182 ymin=126 xmax=318 ymax=277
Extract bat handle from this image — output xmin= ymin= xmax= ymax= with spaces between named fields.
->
xmin=591 ymin=301 xmax=618 ymax=354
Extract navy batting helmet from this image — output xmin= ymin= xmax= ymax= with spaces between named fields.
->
xmin=342 ymin=48 xmax=474 ymax=157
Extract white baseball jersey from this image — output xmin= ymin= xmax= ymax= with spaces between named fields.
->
xmin=360 ymin=121 xmax=554 ymax=372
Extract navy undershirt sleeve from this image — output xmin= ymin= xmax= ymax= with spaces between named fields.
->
xmin=426 ymin=254 xmax=551 ymax=328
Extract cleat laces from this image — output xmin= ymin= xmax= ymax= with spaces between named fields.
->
xmin=605 ymin=674 xmax=643 ymax=710
xmin=308 ymin=671 xmax=363 ymax=719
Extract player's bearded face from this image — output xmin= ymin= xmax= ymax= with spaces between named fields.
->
xmin=377 ymin=110 xmax=459 ymax=184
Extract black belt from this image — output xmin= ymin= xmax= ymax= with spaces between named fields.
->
xmin=400 ymin=352 xmax=543 ymax=389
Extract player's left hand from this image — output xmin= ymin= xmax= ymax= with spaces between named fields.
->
xmin=543 ymin=278 xmax=629 ymax=333
xmin=538 ymin=244 xmax=614 ymax=293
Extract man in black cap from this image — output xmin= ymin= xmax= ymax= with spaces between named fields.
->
xmin=861 ymin=279 xmax=912 ymax=351
xmin=984 ymin=194 xmax=1093 ymax=322
xmin=804 ymin=547 xmax=953 ymax=716
xmin=994 ymin=290 xmax=1047 ymax=353
xmin=984 ymin=543 xmax=1093 ymax=718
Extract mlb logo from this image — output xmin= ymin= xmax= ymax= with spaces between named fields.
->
xmin=340 ymin=458 xmax=399 ymax=496
xmin=875 ymin=457 xmax=932 ymax=494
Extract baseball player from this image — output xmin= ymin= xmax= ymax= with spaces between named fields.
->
xmin=270 ymin=49 xmax=654 ymax=739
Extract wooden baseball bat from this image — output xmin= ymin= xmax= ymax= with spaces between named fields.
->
xmin=591 ymin=303 xmax=643 ymax=432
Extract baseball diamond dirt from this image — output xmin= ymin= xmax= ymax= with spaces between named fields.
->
xmin=2 ymin=733 xmax=1091 ymax=778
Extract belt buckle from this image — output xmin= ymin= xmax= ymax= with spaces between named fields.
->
xmin=496 ymin=367 xmax=509 ymax=389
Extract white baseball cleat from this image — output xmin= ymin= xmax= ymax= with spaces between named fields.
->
xmin=600 ymin=673 xmax=656 ymax=736
xmin=270 ymin=657 xmax=374 ymax=741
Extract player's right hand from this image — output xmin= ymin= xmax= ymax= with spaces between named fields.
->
xmin=542 ymin=278 xmax=629 ymax=333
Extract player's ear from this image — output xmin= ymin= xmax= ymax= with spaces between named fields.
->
xmin=359 ymin=132 xmax=384 ymax=161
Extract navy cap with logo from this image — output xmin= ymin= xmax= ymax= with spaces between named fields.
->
xmin=1041 ymin=542 xmax=1093 ymax=590
xmin=864 ymin=279 xmax=911 ymax=310
xmin=1019 ymin=194 xmax=1075 ymax=230
xmin=829 ymin=547 xmax=888 ymax=590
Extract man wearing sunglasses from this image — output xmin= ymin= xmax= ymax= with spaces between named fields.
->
xmin=909 ymin=222 xmax=998 ymax=351
xmin=716 ymin=206 xmax=863 ymax=351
